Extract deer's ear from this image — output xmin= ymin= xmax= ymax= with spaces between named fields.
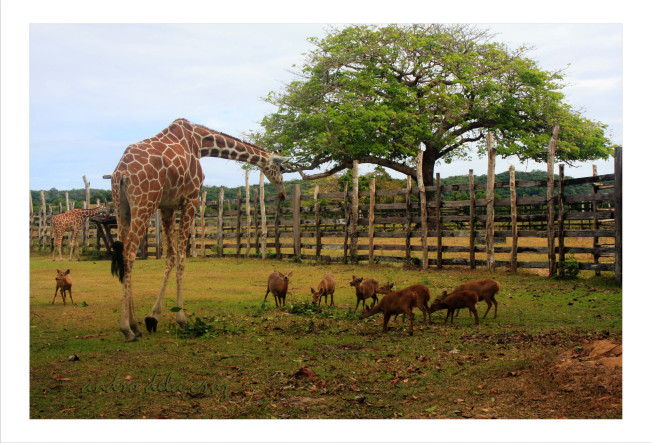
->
xmin=65 ymin=269 xmax=70 ymax=274
xmin=56 ymin=269 xmax=61 ymax=274
xmin=287 ymin=272 xmax=292 ymax=277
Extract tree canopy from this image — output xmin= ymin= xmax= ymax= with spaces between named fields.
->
xmin=258 ymin=24 xmax=614 ymax=188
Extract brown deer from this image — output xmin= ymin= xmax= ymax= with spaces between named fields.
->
xmin=264 ymin=271 xmax=292 ymax=307
xmin=377 ymin=283 xmax=432 ymax=323
xmin=359 ymin=289 xmax=417 ymax=335
xmin=53 ymin=269 xmax=73 ymax=305
xmin=311 ymin=273 xmax=336 ymax=307
xmin=429 ymin=290 xmax=479 ymax=325
xmin=449 ymin=279 xmax=500 ymax=319
xmin=349 ymin=275 xmax=379 ymax=312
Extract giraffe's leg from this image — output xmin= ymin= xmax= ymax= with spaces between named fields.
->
xmin=145 ymin=208 xmax=176 ymax=333
xmin=69 ymin=229 xmax=79 ymax=261
xmin=172 ymin=199 xmax=198 ymax=327
xmin=119 ymin=210 xmax=151 ymax=341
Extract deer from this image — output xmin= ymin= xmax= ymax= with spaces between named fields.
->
xmin=52 ymin=269 xmax=73 ymax=305
xmin=349 ymin=275 xmax=379 ymax=312
xmin=359 ymin=288 xmax=417 ymax=335
xmin=263 ymin=271 xmax=292 ymax=307
xmin=377 ymin=283 xmax=432 ymax=324
xmin=311 ymin=273 xmax=336 ymax=307
xmin=448 ymin=279 xmax=500 ymax=319
xmin=429 ymin=290 xmax=479 ymax=325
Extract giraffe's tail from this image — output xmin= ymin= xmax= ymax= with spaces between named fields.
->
xmin=111 ymin=241 xmax=125 ymax=283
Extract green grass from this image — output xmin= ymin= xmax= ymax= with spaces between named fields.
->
xmin=30 ymin=255 xmax=621 ymax=419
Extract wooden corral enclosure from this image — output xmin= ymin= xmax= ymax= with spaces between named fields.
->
xmin=30 ymin=145 xmax=622 ymax=281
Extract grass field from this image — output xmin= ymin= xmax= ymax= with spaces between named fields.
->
xmin=30 ymin=253 xmax=622 ymax=419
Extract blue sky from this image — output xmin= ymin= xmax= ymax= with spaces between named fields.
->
xmin=27 ymin=23 xmax=622 ymax=191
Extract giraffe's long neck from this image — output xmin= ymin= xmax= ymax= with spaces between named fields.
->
xmin=78 ymin=206 xmax=106 ymax=218
xmin=198 ymin=132 xmax=273 ymax=169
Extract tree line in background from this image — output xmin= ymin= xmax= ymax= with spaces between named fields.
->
xmin=31 ymin=167 xmax=596 ymax=214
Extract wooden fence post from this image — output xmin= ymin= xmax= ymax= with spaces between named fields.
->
xmin=509 ymin=165 xmax=518 ymax=272
xmin=275 ymin=195 xmax=281 ymax=260
xmin=368 ymin=179 xmax=375 ymax=265
xmin=141 ymin=206 xmax=148 ymax=260
xmin=343 ymin=181 xmax=350 ymax=264
xmin=350 ymin=160 xmax=359 ymax=264
xmin=416 ymin=151 xmax=428 ymax=270
xmin=245 ymin=170 xmax=251 ymax=257
xmin=592 ymin=165 xmax=601 ymax=275
xmin=83 ymin=175 xmax=90 ymax=248
xmin=254 ymin=187 xmax=260 ymax=255
xmin=259 ymin=170 xmax=267 ymax=260
xmin=546 ymin=124 xmax=560 ymax=277
xmin=436 ymin=172 xmax=443 ymax=269
xmin=218 ymin=187 xmax=224 ymax=258
xmin=557 ymin=164 xmax=566 ymax=275
xmin=314 ymin=184 xmax=322 ymax=261
xmin=155 ymin=209 xmax=162 ymax=259
xmin=405 ymin=176 xmax=412 ymax=263
xmin=614 ymin=146 xmax=622 ymax=284
xmin=39 ymin=190 xmax=46 ymax=250
xmin=486 ymin=133 xmax=496 ymax=271
xmin=236 ymin=189 xmax=242 ymax=258
xmin=293 ymin=183 xmax=302 ymax=261
xmin=65 ymin=191 xmax=70 ymax=212
xmin=200 ymin=190 xmax=207 ymax=258
xmin=469 ymin=170 xmax=476 ymax=269
xmin=29 ymin=192 xmax=34 ymax=246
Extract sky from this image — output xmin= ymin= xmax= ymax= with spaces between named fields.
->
xmin=27 ymin=22 xmax=623 ymax=192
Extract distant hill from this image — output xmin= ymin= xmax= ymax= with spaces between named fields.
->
xmin=31 ymin=168 xmax=602 ymax=211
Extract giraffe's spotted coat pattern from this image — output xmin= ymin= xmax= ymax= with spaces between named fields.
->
xmin=110 ymin=119 xmax=288 ymax=342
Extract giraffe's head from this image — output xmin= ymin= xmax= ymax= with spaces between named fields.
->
xmin=261 ymin=155 xmax=289 ymax=201
xmin=97 ymin=201 xmax=111 ymax=216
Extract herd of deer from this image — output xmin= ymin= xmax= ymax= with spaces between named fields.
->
xmin=51 ymin=268 xmax=499 ymax=336
xmin=265 ymin=271 xmax=500 ymax=336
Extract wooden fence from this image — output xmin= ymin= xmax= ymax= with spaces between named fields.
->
xmin=30 ymin=141 xmax=622 ymax=282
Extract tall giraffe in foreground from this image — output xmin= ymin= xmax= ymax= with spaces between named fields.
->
xmin=51 ymin=202 xmax=110 ymax=261
xmin=111 ymin=118 xmax=288 ymax=342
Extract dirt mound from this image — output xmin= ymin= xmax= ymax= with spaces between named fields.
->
xmin=486 ymin=338 xmax=622 ymax=418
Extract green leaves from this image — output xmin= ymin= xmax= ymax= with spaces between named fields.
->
xmin=259 ymin=24 xmax=613 ymax=181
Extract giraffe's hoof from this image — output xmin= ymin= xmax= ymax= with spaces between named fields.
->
xmin=145 ymin=316 xmax=158 ymax=333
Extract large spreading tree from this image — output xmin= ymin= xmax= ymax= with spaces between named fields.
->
xmin=258 ymin=24 xmax=614 ymax=198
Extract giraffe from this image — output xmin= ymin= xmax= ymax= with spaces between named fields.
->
xmin=51 ymin=202 xmax=110 ymax=261
xmin=110 ymin=118 xmax=288 ymax=342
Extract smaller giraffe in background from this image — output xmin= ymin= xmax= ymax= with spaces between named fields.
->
xmin=51 ymin=202 xmax=110 ymax=261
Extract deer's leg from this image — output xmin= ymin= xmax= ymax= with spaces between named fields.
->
xmin=382 ymin=313 xmax=391 ymax=332
xmin=482 ymin=298 xmax=493 ymax=319
xmin=406 ymin=310 xmax=415 ymax=336
xmin=470 ymin=306 xmax=480 ymax=325
xmin=491 ymin=295 xmax=498 ymax=318
xmin=354 ymin=298 xmax=360 ymax=312
xmin=68 ymin=287 xmax=74 ymax=305
xmin=146 ymin=208 xmax=176 ymax=333
xmin=52 ymin=287 xmax=59 ymax=304
xmin=171 ymin=199 xmax=198 ymax=327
